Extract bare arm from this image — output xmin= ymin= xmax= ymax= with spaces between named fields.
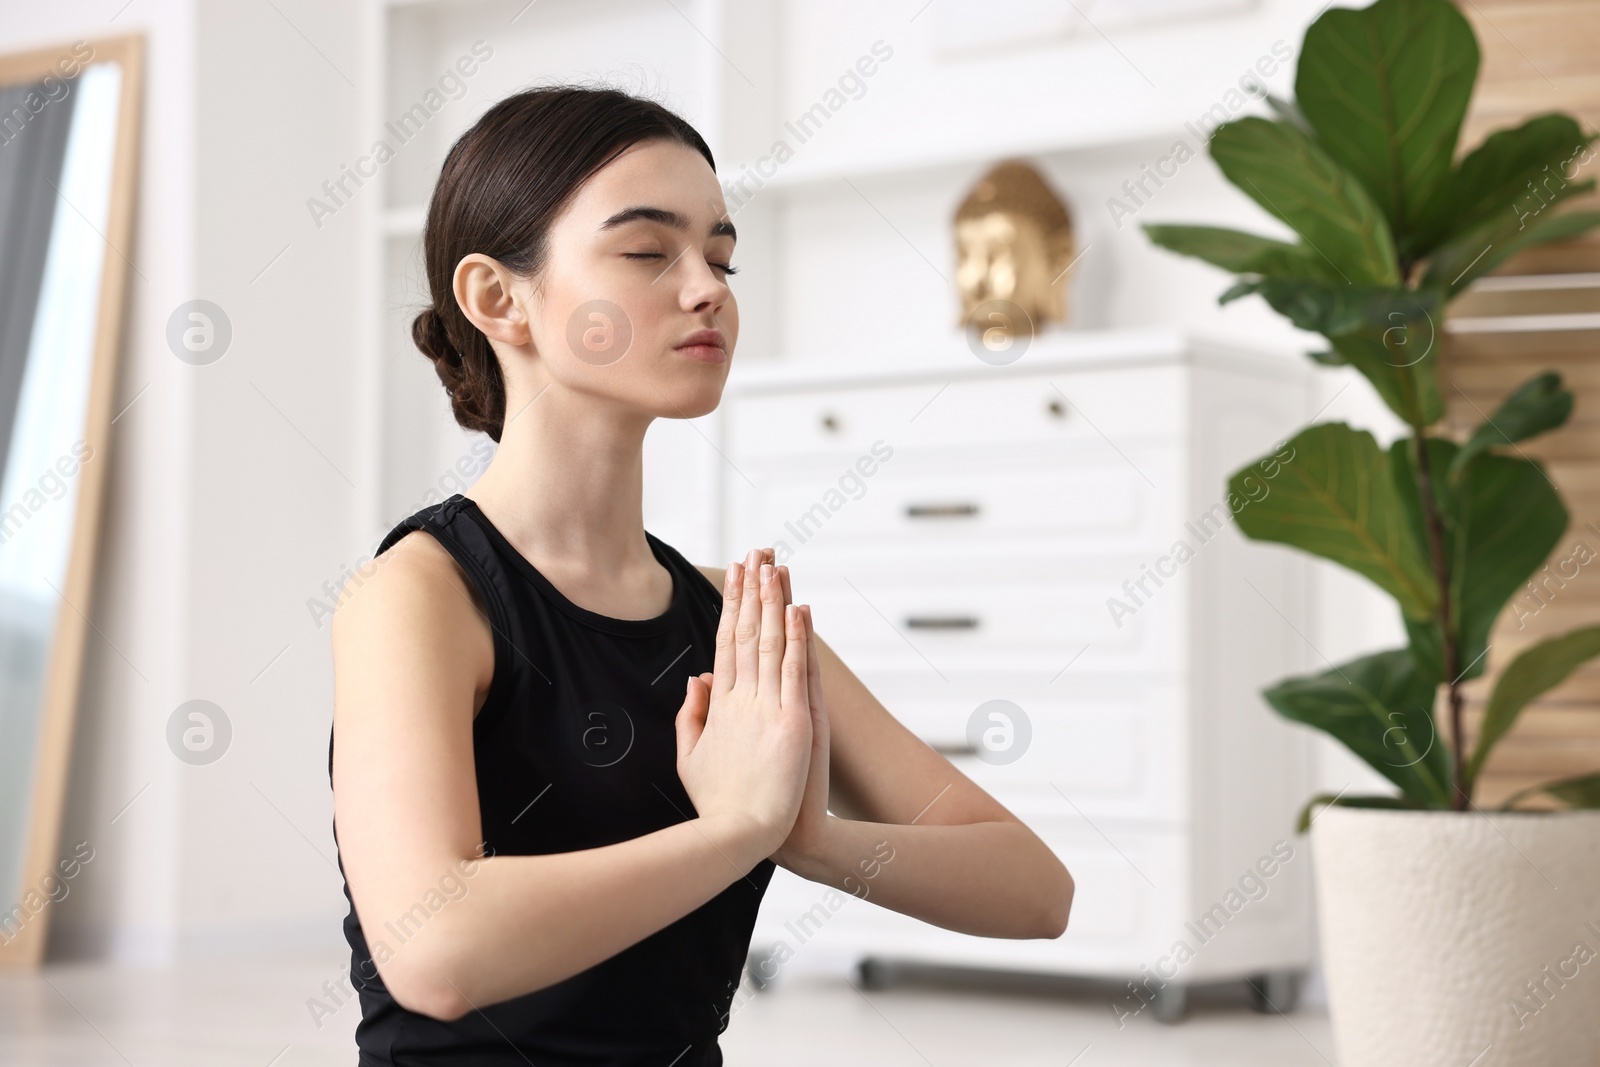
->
xmin=331 ymin=540 xmax=808 ymax=1022
xmin=695 ymin=563 xmax=1073 ymax=940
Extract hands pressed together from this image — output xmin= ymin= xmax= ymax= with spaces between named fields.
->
xmin=674 ymin=547 xmax=832 ymax=872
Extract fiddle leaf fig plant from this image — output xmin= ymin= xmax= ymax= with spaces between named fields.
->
xmin=1143 ymin=0 xmax=1600 ymax=823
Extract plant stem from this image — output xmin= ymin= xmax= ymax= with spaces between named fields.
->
xmin=1411 ymin=433 xmax=1466 ymax=810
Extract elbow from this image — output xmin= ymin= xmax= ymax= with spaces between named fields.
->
xmin=410 ymin=980 xmax=473 ymax=1024
xmin=384 ymin=963 xmax=468 ymax=1022
xmin=394 ymin=970 xmax=473 ymax=1023
xmin=382 ymin=939 xmax=475 ymax=1023
xmin=1040 ymin=863 xmax=1074 ymax=939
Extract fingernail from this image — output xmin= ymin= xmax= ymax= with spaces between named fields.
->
xmin=760 ymin=563 xmax=773 ymax=585
xmin=726 ymin=563 xmax=740 ymax=592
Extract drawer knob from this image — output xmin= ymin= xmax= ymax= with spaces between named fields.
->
xmin=905 ymin=502 xmax=980 ymax=519
xmin=904 ymin=615 xmax=980 ymax=630
xmin=819 ymin=411 xmax=841 ymax=433
xmin=1046 ymin=397 xmax=1069 ymax=419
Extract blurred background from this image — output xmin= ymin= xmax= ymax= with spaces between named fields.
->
xmin=0 ymin=0 xmax=1596 ymax=1063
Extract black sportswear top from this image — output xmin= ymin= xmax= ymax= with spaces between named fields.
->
xmin=328 ymin=493 xmax=773 ymax=1065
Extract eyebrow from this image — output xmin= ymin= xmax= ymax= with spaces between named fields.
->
xmin=598 ymin=205 xmax=736 ymax=242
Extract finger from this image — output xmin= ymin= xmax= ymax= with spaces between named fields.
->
xmin=675 ymin=675 xmax=710 ymax=761
xmin=802 ymin=604 xmax=825 ymax=721
xmin=735 ymin=548 xmax=762 ymax=685
xmin=757 ymin=562 xmax=786 ymax=697
xmin=712 ymin=561 xmax=742 ymax=693
xmin=777 ymin=562 xmax=792 ymax=609
xmin=779 ymin=602 xmax=809 ymax=722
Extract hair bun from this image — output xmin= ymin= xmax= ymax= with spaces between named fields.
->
xmin=412 ymin=307 xmax=463 ymax=372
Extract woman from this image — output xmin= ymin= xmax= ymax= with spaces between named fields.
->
xmin=329 ymin=84 xmax=1073 ymax=1066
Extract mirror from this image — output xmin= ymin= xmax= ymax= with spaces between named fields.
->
xmin=0 ymin=34 xmax=142 ymax=967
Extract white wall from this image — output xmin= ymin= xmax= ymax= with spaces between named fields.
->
xmin=179 ymin=0 xmax=365 ymax=957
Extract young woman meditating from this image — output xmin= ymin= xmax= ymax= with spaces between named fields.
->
xmin=328 ymin=83 xmax=1073 ymax=1066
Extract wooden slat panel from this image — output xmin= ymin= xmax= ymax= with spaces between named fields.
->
xmin=1442 ymin=0 xmax=1600 ymax=808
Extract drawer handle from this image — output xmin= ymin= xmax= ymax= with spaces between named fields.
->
xmin=930 ymin=741 xmax=979 ymax=757
xmin=819 ymin=411 xmax=842 ymax=433
xmin=904 ymin=615 xmax=979 ymax=630
xmin=904 ymin=502 xmax=980 ymax=519
xmin=1046 ymin=397 xmax=1069 ymax=419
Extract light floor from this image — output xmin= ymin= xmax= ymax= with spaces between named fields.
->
xmin=0 ymin=952 xmax=1334 ymax=1066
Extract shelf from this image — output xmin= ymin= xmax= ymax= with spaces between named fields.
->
xmin=721 ymin=121 xmax=1196 ymax=193
xmin=721 ymin=326 xmax=1306 ymax=395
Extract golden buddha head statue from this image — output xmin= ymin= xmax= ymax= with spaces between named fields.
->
xmin=954 ymin=160 xmax=1075 ymax=340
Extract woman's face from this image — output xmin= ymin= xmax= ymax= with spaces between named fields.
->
xmin=509 ymin=138 xmax=739 ymax=420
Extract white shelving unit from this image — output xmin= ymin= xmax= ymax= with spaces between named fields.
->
xmin=722 ymin=329 xmax=1316 ymax=1010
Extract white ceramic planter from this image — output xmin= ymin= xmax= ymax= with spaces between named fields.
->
xmin=1312 ymin=806 xmax=1600 ymax=1067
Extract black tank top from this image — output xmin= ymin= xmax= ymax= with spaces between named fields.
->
xmin=327 ymin=492 xmax=774 ymax=1065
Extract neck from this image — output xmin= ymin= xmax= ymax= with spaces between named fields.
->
xmin=464 ymin=379 xmax=655 ymax=570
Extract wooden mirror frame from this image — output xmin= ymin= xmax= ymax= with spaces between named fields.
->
xmin=0 ymin=32 xmax=143 ymax=969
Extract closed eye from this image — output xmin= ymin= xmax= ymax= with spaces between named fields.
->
xmin=624 ymin=252 xmax=738 ymax=276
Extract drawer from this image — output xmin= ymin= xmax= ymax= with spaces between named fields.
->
xmin=727 ymin=364 xmax=1185 ymax=462
xmin=788 ymin=569 xmax=1185 ymax=676
xmin=731 ymin=449 xmax=1183 ymax=560
xmin=862 ymin=683 xmax=1187 ymax=823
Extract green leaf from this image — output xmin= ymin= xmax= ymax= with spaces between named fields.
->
xmin=1221 ymin=279 xmax=1441 ymax=337
xmin=1266 ymin=649 xmax=1451 ymax=808
xmin=1329 ymin=330 xmax=1445 ymax=427
xmin=1412 ymin=114 xmax=1596 ymax=255
xmin=1209 ymin=117 xmax=1402 ymax=286
xmin=1467 ymin=626 xmax=1600 ymax=787
xmin=1449 ymin=372 xmax=1574 ymax=483
xmin=1296 ymin=791 xmax=1426 ymax=833
xmin=1537 ymin=772 xmax=1600 ymax=809
xmin=1505 ymin=770 xmax=1600 ymax=810
xmin=1232 ymin=423 xmax=1438 ymax=619
xmin=1424 ymin=204 xmax=1600 ymax=294
xmin=1295 ymin=0 xmax=1479 ymax=241
xmin=1198 ymin=273 xmax=1447 ymax=428
xmin=1141 ymin=224 xmax=1342 ymax=280
xmin=1394 ymin=439 xmax=1569 ymax=683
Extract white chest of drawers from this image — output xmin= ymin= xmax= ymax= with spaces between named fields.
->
xmin=712 ymin=329 xmax=1318 ymax=1010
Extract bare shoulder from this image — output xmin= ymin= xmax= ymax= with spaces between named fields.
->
xmin=331 ymin=528 xmax=493 ymax=711
xmin=694 ymin=562 xmax=731 ymax=593
xmin=333 ymin=529 xmax=479 ymax=635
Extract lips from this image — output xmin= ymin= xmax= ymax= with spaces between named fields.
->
xmin=674 ymin=328 xmax=726 ymax=352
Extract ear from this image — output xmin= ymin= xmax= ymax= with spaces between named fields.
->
xmin=453 ymin=253 xmax=531 ymax=346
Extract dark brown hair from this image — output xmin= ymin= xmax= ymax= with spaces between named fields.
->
xmin=412 ymin=85 xmax=716 ymax=442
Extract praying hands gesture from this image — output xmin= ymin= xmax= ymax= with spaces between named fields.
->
xmin=674 ymin=548 xmax=833 ymax=871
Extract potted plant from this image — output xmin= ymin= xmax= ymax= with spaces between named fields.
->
xmin=1143 ymin=0 xmax=1600 ymax=1063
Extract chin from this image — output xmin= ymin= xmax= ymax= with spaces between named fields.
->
xmin=664 ymin=382 xmax=726 ymax=420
